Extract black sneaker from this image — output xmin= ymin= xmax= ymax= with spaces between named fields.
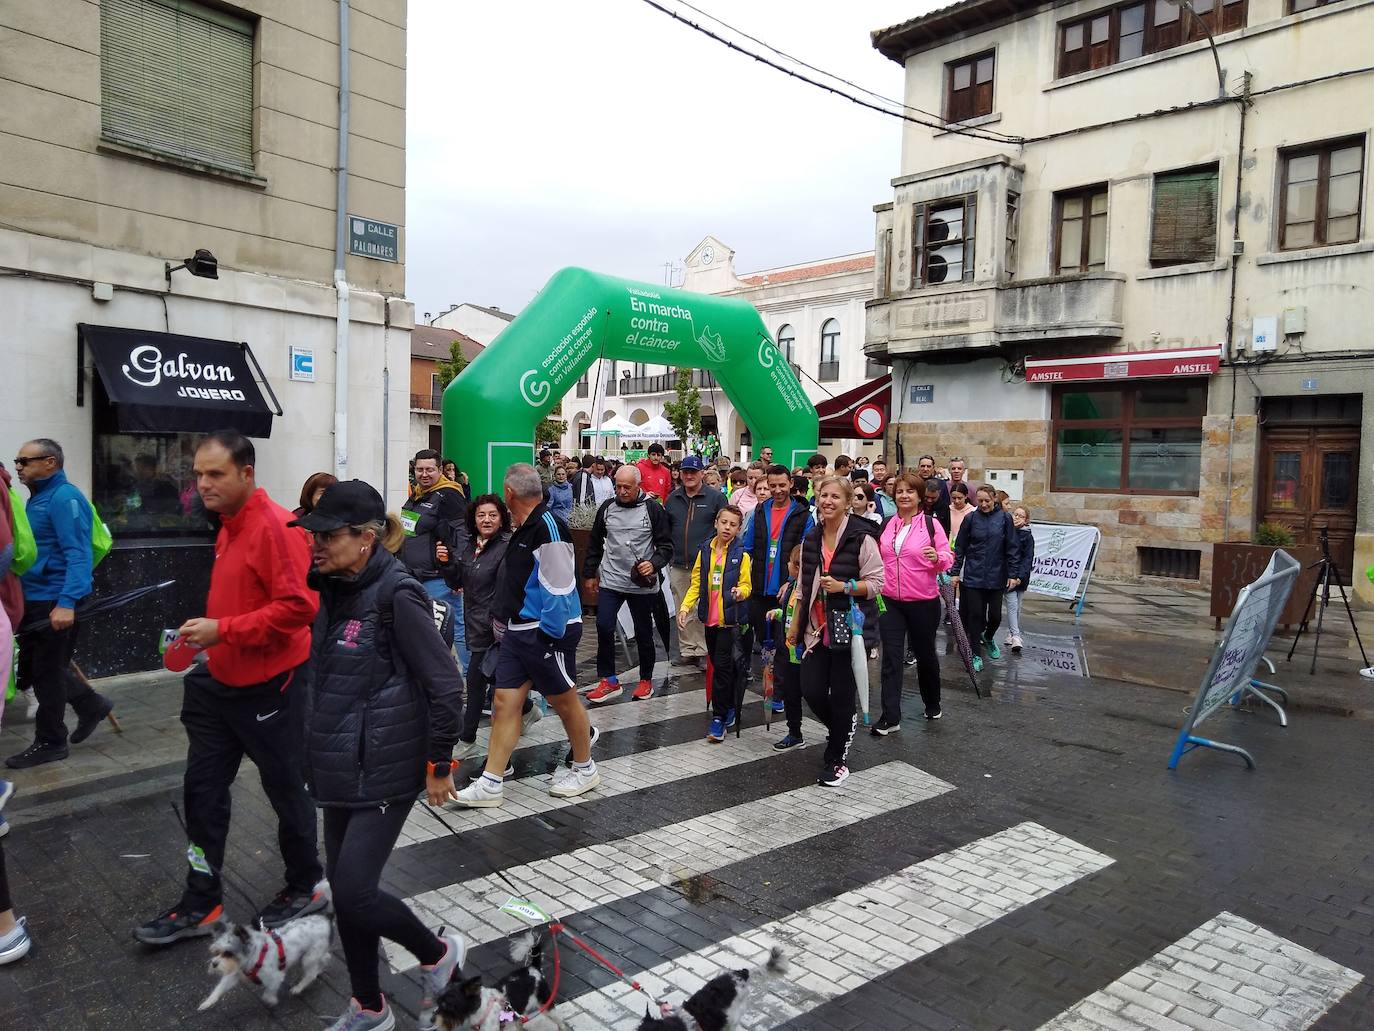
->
xmin=71 ymin=698 xmax=114 ymax=745
xmin=925 ymin=708 xmax=943 ymax=721
xmin=818 ymin=764 xmax=850 ymax=787
xmin=255 ymin=886 xmax=329 ymax=929
xmin=904 ymin=651 xmax=917 ymax=667
xmin=133 ymin=903 xmax=223 ymax=945
xmin=773 ymin=733 xmax=804 ymax=750
xmin=5 ymin=740 xmax=69 ymax=769
xmin=871 ymin=718 xmax=900 ymax=736
xmin=563 ymin=724 xmax=601 ymax=767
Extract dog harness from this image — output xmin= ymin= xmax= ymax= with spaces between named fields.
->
xmin=243 ymin=929 xmax=287 ymax=985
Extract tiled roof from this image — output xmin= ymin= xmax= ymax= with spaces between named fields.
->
xmin=411 ymin=325 xmax=485 ymax=363
xmin=467 ymin=303 xmax=514 ymax=322
xmin=739 ymin=254 xmax=874 ymax=287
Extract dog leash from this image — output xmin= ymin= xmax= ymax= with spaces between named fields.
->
xmin=169 ymin=802 xmax=267 ymax=924
xmin=416 ymin=800 xmax=654 ymax=1013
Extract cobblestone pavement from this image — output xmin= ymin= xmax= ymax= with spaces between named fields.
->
xmin=1 ymin=611 xmax=1370 ymax=1029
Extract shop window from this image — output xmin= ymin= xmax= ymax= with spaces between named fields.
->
xmin=1051 ymin=381 xmax=1206 ymax=494
xmin=1151 ymin=165 xmax=1219 ymax=265
xmin=101 ymin=0 xmax=256 ymax=172
xmin=1279 ymin=138 xmax=1363 ymax=250
xmin=1057 ymin=0 xmax=1245 ymax=78
xmin=1055 ymin=185 xmax=1109 ymax=273
xmin=945 ymin=51 xmax=995 ymax=123
xmin=93 ymin=432 xmax=215 ymax=539
xmin=913 ymin=196 xmax=977 ymax=286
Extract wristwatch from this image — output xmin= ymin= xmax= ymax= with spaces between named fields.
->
xmin=427 ymin=760 xmax=453 ymax=779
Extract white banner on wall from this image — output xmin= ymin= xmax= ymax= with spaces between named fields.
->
xmin=1028 ymin=522 xmax=1101 ymax=606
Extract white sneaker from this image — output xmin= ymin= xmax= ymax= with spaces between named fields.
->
xmin=1009 ymin=635 xmax=1023 ymax=654
xmin=549 ymin=762 xmax=601 ymax=798
xmin=450 ymin=776 xmax=504 ymax=808
xmin=419 ymin=932 xmax=466 ymax=1030
xmin=453 ymin=739 xmax=480 ymax=761
xmin=522 ymin=704 xmax=544 ymax=731
xmin=0 ymin=917 xmax=31 ymax=965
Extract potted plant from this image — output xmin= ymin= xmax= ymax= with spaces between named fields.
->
xmin=567 ymin=503 xmax=600 ymax=609
xmin=1210 ymin=523 xmax=1322 ymax=629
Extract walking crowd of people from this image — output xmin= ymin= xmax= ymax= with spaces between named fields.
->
xmin=0 ymin=432 xmax=1036 ymax=1028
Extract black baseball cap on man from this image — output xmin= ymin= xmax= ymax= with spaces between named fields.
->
xmin=288 ymin=479 xmax=385 ymax=532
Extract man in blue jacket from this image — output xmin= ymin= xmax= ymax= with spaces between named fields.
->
xmin=6 ymin=438 xmax=112 ymax=769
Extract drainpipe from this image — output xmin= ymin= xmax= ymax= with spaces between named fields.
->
xmin=1221 ymin=71 xmax=1252 ymax=542
xmin=332 ymin=0 xmax=351 ymax=479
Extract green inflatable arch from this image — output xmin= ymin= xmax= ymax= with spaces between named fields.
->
xmin=443 ymin=267 xmax=819 ymax=494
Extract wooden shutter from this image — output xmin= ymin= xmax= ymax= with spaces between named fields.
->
xmin=1151 ymin=167 xmax=1219 ymax=265
xmin=101 ymin=0 xmax=254 ymax=171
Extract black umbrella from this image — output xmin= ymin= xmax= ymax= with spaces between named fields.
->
xmin=17 ymin=580 xmax=177 ymax=635
xmin=937 ymin=575 xmax=981 ymax=698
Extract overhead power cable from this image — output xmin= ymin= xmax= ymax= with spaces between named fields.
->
xmin=635 ymin=0 xmax=1026 ymax=146
xmin=669 ymin=0 xmax=1025 ymax=144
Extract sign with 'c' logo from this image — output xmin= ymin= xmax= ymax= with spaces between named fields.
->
xmin=758 ymin=339 xmax=776 ymax=369
xmin=519 ymin=370 xmax=551 ymax=406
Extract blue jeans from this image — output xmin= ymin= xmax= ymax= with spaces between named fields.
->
xmin=422 ymin=579 xmax=470 ymax=675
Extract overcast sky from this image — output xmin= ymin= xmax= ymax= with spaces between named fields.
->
xmin=405 ymin=1 xmax=938 ymax=319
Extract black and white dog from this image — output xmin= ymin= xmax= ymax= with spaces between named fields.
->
xmin=636 ymin=946 xmax=788 ymax=1031
xmin=197 ymin=883 xmax=333 ymax=1011
xmin=434 ymin=931 xmax=568 ymax=1030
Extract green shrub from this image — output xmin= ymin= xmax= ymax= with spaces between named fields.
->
xmin=1253 ymin=521 xmax=1296 ymax=547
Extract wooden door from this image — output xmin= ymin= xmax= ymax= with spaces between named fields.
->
xmin=1259 ymin=426 xmax=1359 ymax=576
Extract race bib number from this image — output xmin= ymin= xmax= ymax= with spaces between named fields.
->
xmin=710 ymin=569 xmax=724 ymax=589
xmin=768 ymin=542 xmax=779 ymax=562
xmin=400 ymin=511 xmax=419 ymax=537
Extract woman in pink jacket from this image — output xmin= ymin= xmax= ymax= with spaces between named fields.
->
xmin=874 ymin=471 xmax=953 ymax=732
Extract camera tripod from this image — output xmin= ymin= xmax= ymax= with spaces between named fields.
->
xmin=1286 ymin=527 xmax=1369 ymax=674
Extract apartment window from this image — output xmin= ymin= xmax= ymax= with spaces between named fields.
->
xmin=1151 ymin=165 xmax=1219 ymax=266
xmin=1055 ymin=185 xmax=1109 ymax=274
xmin=1280 ymin=139 xmax=1363 ymax=250
xmin=1291 ymin=0 xmax=1339 ymax=9
xmin=777 ymin=324 xmax=796 ymax=364
xmin=1052 ymin=382 xmax=1206 ymax=494
xmin=1005 ymin=192 xmax=1020 ymax=279
xmin=946 ymin=51 xmax=994 ymax=123
xmin=575 ymin=370 xmax=589 ymax=399
xmin=101 ymin=0 xmax=256 ymax=172
xmin=818 ymin=320 xmax=840 ymax=382
xmin=1057 ymin=0 xmax=1245 ymax=78
xmin=913 ymin=197 xmax=976 ymax=286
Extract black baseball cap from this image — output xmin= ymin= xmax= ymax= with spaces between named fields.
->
xmin=289 ymin=479 xmax=385 ymax=532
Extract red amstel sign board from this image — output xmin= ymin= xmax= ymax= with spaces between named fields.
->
xmin=1025 ymin=346 xmax=1221 ymax=384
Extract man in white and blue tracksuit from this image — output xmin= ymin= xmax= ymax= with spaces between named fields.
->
xmin=7 ymin=438 xmax=112 ymax=769
xmin=452 ymin=463 xmax=600 ymax=809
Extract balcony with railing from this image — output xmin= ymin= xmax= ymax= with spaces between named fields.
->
xmin=619 ymin=368 xmax=722 ymax=395
xmin=410 ymin=392 xmax=443 ymax=412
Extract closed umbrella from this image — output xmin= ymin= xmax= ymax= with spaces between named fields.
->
xmin=937 ymin=574 xmax=981 ymax=698
xmin=850 ymin=599 xmax=871 ymax=726
xmin=16 ymin=580 xmax=177 ymax=635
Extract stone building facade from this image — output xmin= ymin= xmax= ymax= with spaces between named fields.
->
xmin=867 ymin=0 xmax=1374 ymax=595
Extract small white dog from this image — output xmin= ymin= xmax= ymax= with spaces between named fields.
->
xmin=197 ymin=884 xmax=333 ymax=1011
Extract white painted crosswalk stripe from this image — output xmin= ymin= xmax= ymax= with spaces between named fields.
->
xmin=1037 ymin=911 xmax=1363 ymax=1031
xmin=473 ymin=689 xmax=709 ymax=753
xmin=385 ymin=760 xmax=954 ymax=971
xmin=395 ymin=718 xmax=827 ymax=849
xmin=560 ymin=821 xmax=1114 ymax=1029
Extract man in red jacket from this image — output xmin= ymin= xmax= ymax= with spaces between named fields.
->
xmin=134 ymin=429 xmax=324 ymax=947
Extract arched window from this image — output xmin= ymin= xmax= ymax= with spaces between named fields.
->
xmin=776 ymin=324 xmax=796 ymax=364
xmin=818 ymin=319 xmax=840 ymax=382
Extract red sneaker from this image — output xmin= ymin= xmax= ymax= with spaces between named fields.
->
xmin=586 ymin=679 xmax=623 ymax=704
xmin=632 ymin=680 xmax=654 ymax=701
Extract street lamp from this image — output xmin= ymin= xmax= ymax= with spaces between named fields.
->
xmin=1165 ymin=0 xmax=1227 ymax=97
xmin=164 ymin=248 xmax=219 ymax=289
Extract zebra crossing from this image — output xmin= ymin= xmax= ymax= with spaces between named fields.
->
xmin=399 ymin=683 xmax=1365 ymax=1029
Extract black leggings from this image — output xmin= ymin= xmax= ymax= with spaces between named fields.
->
xmin=324 ymin=803 xmax=443 ymax=1010
xmin=801 ymin=644 xmax=858 ymax=768
xmin=0 ymin=840 xmax=11 ymax=913
xmin=461 ymin=648 xmax=531 ymax=744
xmin=879 ymin=597 xmax=942 ymax=722
xmin=960 ymin=586 xmax=1004 ymax=656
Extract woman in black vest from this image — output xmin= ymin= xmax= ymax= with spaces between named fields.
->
xmin=292 ymin=481 xmax=464 ymax=1031
xmin=786 ymin=476 xmax=885 ymax=787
